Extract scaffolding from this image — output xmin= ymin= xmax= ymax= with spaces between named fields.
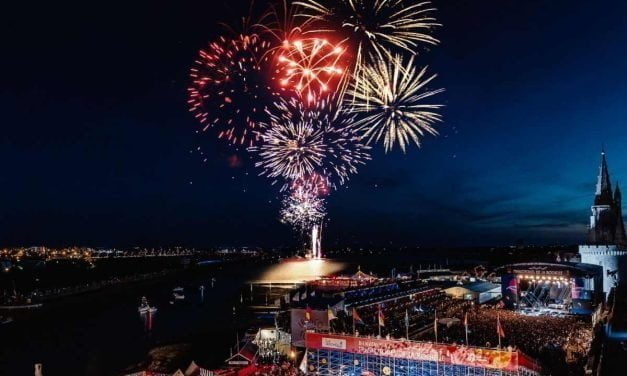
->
xmin=307 ymin=349 xmax=540 ymax=376
xmin=304 ymin=333 xmax=541 ymax=376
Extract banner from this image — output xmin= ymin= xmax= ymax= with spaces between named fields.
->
xmin=306 ymin=333 xmax=520 ymax=371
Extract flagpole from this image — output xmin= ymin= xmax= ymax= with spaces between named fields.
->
xmin=434 ymin=309 xmax=438 ymax=344
xmin=327 ymin=305 xmax=331 ymax=333
xmin=378 ymin=304 xmax=382 ymax=338
xmin=464 ymin=312 xmax=469 ymax=346
xmin=497 ymin=314 xmax=502 ymax=348
xmin=352 ymin=307 xmax=356 ymax=336
xmin=405 ymin=309 xmax=409 ymax=340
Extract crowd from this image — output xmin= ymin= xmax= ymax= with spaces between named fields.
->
xmin=323 ymin=284 xmax=593 ymax=375
xmin=417 ymin=305 xmax=593 ymax=375
xmin=249 ymin=362 xmax=302 ymax=376
xmin=256 ymin=338 xmax=281 ymax=361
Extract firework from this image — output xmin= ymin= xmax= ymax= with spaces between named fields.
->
xmin=346 ymin=54 xmax=444 ymax=152
xmin=296 ymin=0 xmax=440 ymax=95
xmin=274 ymin=38 xmax=348 ymax=104
xmin=289 ymin=173 xmax=330 ymax=196
xmin=280 ymin=191 xmax=326 ymax=231
xmin=250 ymin=98 xmax=370 ymax=187
xmin=255 ymin=0 xmax=308 ymax=51
xmin=296 ymin=0 xmax=439 ymax=58
xmin=188 ymin=34 xmax=277 ymax=147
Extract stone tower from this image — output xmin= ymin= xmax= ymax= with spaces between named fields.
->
xmin=579 ymin=150 xmax=627 ymax=296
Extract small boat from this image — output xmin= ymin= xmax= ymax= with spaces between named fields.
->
xmin=138 ymin=296 xmax=157 ymax=314
xmin=172 ymin=287 xmax=185 ymax=300
xmin=0 ymin=316 xmax=13 ymax=325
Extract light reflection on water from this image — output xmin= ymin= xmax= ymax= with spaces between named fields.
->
xmin=255 ymin=258 xmax=347 ymax=283
xmin=140 ymin=311 xmax=154 ymax=333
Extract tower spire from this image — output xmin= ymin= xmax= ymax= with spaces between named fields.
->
xmin=595 ymin=149 xmax=613 ymax=205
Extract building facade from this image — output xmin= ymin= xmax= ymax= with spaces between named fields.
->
xmin=579 ymin=151 xmax=627 ymax=295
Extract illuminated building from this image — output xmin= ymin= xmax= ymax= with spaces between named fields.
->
xmin=578 ymin=150 xmax=627 ymax=295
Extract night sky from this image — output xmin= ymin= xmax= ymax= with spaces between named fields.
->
xmin=2 ymin=1 xmax=627 ymax=248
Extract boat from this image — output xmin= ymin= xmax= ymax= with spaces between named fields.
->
xmin=172 ymin=287 xmax=185 ymax=300
xmin=138 ymin=296 xmax=157 ymax=314
xmin=0 ymin=316 xmax=14 ymax=325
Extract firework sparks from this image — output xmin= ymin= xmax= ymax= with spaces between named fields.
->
xmin=275 ymin=38 xmax=348 ymax=104
xmin=280 ymin=190 xmax=326 ymax=232
xmin=289 ymin=173 xmax=330 ymax=196
xmin=296 ymin=0 xmax=440 ymax=94
xmin=255 ymin=0 xmax=309 ymax=52
xmin=296 ymin=0 xmax=439 ymax=57
xmin=346 ymin=54 xmax=444 ymax=152
xmin=188 ymin=34 xmax=277 ymax=147
xmin=250 ymin=98 xmax=370 ymax=187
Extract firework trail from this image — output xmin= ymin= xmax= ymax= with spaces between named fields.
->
xmin=346 ymin=54 xmax=444 ymax=152
xmin=188 ymin=34 xmax=278 ymax=147
xmin=255 ymin=0 xmax=309 ymax=50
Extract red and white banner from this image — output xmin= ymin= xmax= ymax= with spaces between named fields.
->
xmin=306 ymin=333 xmax=520 ymax=371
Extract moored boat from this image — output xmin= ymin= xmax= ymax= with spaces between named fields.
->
xmin=172 ymin=287 xmax=185 ymax=300
xmin=138 ymin=296 xmax=157 ymax=314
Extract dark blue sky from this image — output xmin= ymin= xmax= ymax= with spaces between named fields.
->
xmin=1 ymin=0 xmax=627 ymax=247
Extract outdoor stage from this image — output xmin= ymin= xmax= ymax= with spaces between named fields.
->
xmin=497 ymin=262 xmax=603 ymax=315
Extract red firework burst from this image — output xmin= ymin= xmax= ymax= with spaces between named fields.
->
xmin=274 ymin=37 xmax=348 ymax=104
xmin=290 ymin=173 xmax=330 ymax=197
xmin=188 ymin=34 xmax=277 ymax=147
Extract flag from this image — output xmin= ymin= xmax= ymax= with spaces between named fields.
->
xmin=299 ymin=350 xmax=308 ymax=374
xmin=378 ymin=305 xmax=385 ymax=327
xmin=352 ymin=308 xmax=364 ymax=324
xmin=327 ymin=306 xmax=337 ymax=320
xmin=305 ymin=305 xmax=312 ymax=321
xmin=497 ymin=313 xmax=506 ymax=338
